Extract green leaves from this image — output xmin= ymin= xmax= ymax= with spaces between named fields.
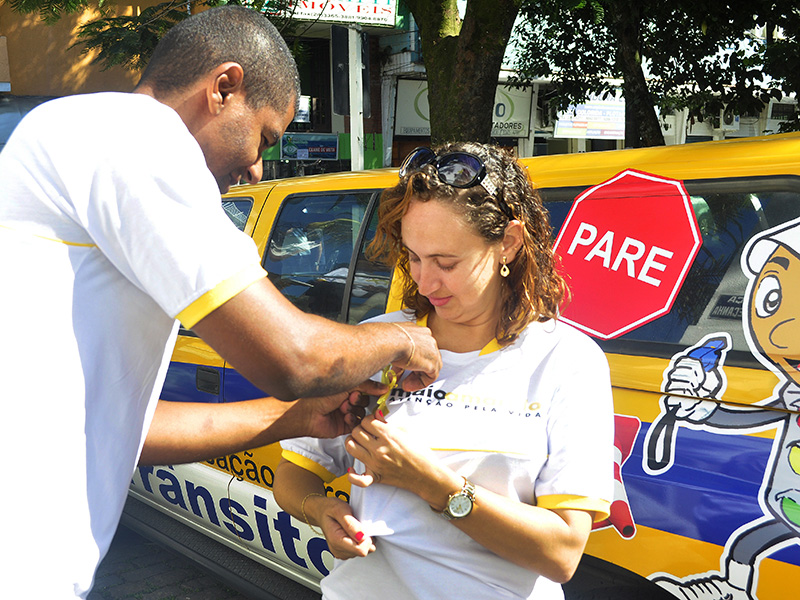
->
xmin=513 ymin=0 xmax=617 ymax=112
xmin=6 ymin=0 xmax=95 ymax=24
xmin=5 ymin=0 xmax=302 ymax=71
xmin=513 ymin=0 xmax=800 ymax=142
xmin=73 ymin=1 xmax=190 ymax=70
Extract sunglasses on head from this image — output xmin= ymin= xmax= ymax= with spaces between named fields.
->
xmin=399 ymin=147 xmax=499 ymax=196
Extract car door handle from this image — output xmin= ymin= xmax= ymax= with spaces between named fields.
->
xmin=195 ymin=366 xmax=220 ymax=396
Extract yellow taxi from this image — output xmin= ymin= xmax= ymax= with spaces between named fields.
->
xmin=127 ymin=133 xmax=800 ymax=600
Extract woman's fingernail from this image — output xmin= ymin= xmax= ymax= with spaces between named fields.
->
xmin=355 ymin=531 xmax=365 ymax=542
xmin=377 ymin=409 xmax=384 ymax=419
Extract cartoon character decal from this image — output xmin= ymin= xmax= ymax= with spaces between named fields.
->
xmin=643 ymin=217 xmax=800 ymax=600
xmin=644 ymin=333 xmax=732 ymax=476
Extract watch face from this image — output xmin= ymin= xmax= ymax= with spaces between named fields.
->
xmin=448 ymin=493 xmax=473 ymax=518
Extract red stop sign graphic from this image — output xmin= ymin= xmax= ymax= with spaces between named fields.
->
xmin=553 ymin=169 xmax=702 ymax=339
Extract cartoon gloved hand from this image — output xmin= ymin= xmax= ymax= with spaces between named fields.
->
xmin=665 ymin=356 xmax=703 ymax=394
xmin=663 ymin=389 xmax=716 ymax=423
xmin=663 ymin=357 xmax=718 ymax=422
xmin=663 ymin=335 xmax=728 ymax=422
xmin=646 ymin=336 xmax=729 ymax=472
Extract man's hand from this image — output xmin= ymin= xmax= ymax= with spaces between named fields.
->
xmin=389 ymin=322 xmax=441 ymax=392
xmin=140 ymin=379 xmax=380 ymax=466
xmin=293 ymin=380 xmax=383 ymax=439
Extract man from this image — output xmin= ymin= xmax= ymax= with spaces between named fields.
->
xmin=0 ymin=6 xmax=440 ymax=598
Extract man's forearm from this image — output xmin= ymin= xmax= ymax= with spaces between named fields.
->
xmin=193 ymin=278 xmax=439 ymax=401
xmin=138 ymin=397 xmax=300 ymax=466
xmin=259 ymin=319 xmax=410 ymax=398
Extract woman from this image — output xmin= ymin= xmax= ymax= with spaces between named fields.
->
xmin=274 ymin=142 xmax=614 ymax=600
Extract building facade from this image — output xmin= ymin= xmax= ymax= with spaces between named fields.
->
xmin=1 ymin=2 xmax=794 ymax=170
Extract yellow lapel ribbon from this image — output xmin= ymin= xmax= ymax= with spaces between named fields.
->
xmin=375 ymin=365 xmax=397 ymax=416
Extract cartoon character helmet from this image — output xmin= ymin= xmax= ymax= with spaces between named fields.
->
xmin=743 ymin=216 xmax=800 ymax=277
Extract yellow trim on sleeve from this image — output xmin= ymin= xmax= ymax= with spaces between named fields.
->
xmin=536 ymin=494 xmax=611 ymax=522
xmin=0 ymin=223 xmax=96 ymax=247
xmin=281 ymin=449 xmax=338 ymax=483
xmin=176 ymin=263 xmax=266 ymax=329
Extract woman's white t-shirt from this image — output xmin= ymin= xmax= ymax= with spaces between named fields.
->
xmin=282 ymin=310 xmax=614 ymax=600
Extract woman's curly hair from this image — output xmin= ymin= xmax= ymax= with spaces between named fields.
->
xmin=368 ymin=142 xmax=570 ymax=347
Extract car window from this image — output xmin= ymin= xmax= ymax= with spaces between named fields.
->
xmin=541 ymin=177 xmax=800 ymax=364
xmin=222 ymin=198 xmax=254 ymax=232
xmin=347 ymin=208 xmax=393 ymax=324
xmin=264 ymin=192 xmax=376 ymax=322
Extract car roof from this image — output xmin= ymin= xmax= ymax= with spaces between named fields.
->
xmin=519 ymin=132 xmax=800 ymax=189
xmin=227 ymin=132 xmax=800 ymax=199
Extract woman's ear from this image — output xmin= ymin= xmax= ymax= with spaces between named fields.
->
xmin=502 ymin=220 xmax=524 ymax=263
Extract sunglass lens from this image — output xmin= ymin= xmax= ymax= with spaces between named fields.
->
xmin=400 ymin=147 xmax=436 ymax=177
xmin=436 ymin=153 xmax=483 ymax=188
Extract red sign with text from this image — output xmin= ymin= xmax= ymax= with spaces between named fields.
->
xmin=553 ymin=169 xmax=702 ymax=339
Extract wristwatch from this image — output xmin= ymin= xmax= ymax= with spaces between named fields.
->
xmin=442 ymin=478 xmax=476 ymax=520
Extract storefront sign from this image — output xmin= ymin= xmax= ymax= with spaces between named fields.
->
xmin=554 ymin=98 xmax=626 ymax=140
xmin=394 ymin=79 xmax=532 ymax=138
xmin=268 ymin=0 xmax=397 ymax=27
xmin=281 ymin=133 xmax=339 ymax=160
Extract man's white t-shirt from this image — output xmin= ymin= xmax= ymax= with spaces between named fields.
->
xmin=0 ymin=92 xmax=266 ymax=598
xmin=282 ymin=311 xmax=614 ymax=600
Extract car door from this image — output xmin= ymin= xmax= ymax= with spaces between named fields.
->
xmin=131 ymin=175 xmax=397 ymax=593
xmin=221 ymin=186 xmax=393 ymax=403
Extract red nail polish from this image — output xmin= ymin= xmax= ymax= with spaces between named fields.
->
xmin=355 ymin=531 xmax=365 ymax=542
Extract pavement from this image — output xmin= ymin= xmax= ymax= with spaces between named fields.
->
xmin=88 ymin=525 xmax=255 ymax=600
xmin=86 ymin=497 xmax=321 ymax=600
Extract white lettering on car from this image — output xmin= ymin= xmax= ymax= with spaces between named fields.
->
xmin=565 ymin=222 xmax=674 ymax=287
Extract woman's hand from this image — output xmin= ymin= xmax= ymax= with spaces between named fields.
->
xmin=306 ymin=494 xmax=376 ymax=560
xmin=344 ymin=414 xmax=458 ymax=507
xmin=273 ymin=461 xmax=375 ymax=561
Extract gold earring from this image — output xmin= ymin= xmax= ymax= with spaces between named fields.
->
xmin=500 ymin=256 xmax=510 ymax=278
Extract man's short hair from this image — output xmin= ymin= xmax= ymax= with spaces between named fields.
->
xmin=138 ymin=5 xmax=299 ymax=113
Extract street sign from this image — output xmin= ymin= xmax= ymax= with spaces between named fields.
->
xmin=553 ymin=169 xmax=702 ymax=339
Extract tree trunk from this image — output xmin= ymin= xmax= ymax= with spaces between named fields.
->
xmin=607 ymin=0 xmax=665 ymax=147
xmin=406 ymin=0 xmax=521 ymax=144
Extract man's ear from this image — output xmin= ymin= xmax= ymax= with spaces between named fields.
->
xmin=206 ymin=62 xmax=245 ymax=115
